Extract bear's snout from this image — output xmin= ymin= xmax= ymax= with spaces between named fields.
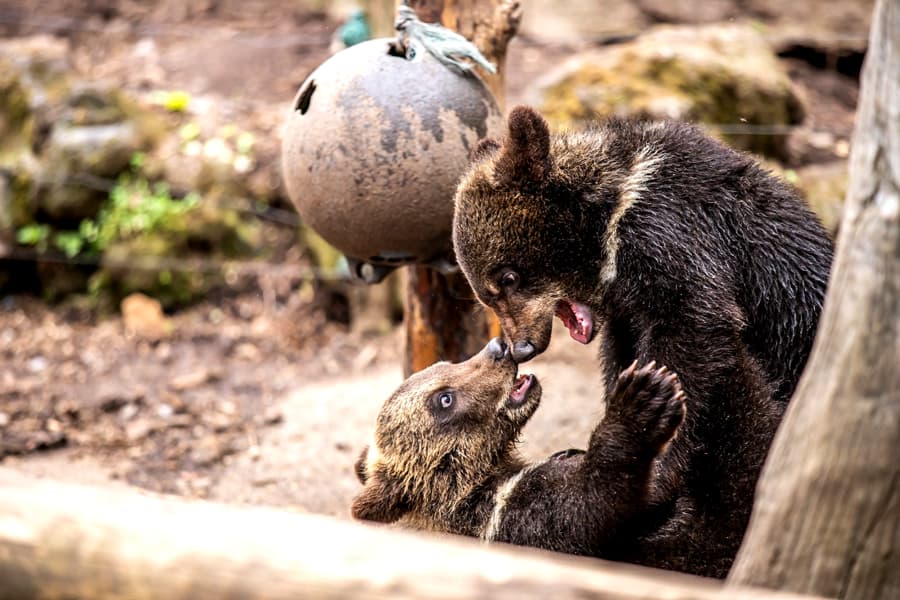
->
xmin=510 ymin=340 xmax=537 ymax=363
xmin=486 ymin=337 xmax=509 ymax=361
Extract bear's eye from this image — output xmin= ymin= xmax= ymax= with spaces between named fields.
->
xmin=499 ymin=270 xmax=520 ymax=291
xmin=438 ymin=391 xmax=454 ymax=409
xmin=429 ymin=390 xmax=459 ymax=423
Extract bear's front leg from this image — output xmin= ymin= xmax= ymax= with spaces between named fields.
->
xmin=489 ymin=362 xmax=684 ymax=557
xmin=588 ymin=361 xmax=686 ymax=462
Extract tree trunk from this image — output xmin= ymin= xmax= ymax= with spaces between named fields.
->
xmin=401 ymin=0 xmax=517 ymax=376
xmin=728 ymin=0 xmax=900 ymax=597
xmin=410 ymin=0 xmax=521 ymax=104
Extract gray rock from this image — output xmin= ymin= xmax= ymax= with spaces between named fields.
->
xmin=37 ymin=120 xmax=141 ymax=220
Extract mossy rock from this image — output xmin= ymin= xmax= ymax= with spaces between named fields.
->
xmin=0 ymin=35 xmax=71 ymax=162
xmin=758 ymin=160 xmax=845 ymax=238
xmin=536 ymin=24 xmax=804 ymax=159
xmin=91 ymin=200 xmax=262 ymax=309
xmin=0 ymin=55 xmax=42 ymax=233
xmin=0 ymin=56 xmax=34 ymax=156
xmin=36 ymin=86 xmax=165 ymax=223
xmin=793 ymin=162 xmax=847 ymax=236
xmin=0 ymin=37 xmax=68 ymax=234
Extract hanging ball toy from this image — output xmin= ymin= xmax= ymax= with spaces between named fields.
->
xmin=281 ymin=32 xmax=503 ymax=283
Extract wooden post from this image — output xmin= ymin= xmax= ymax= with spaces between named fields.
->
xmin=0 ymin=467 xmax=828 ymax=600
xmin=404 ymin=265 xmax=495 ymax=374
xmin=400 ymin=0 xmax=518 ymax=376
xmin=727 ymin=0 xmax=900 ymax=597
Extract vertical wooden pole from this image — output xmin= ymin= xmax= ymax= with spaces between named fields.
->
xmin=404 ymin=266 xmax=493 ymax=374
xmin=400 ymin=0 xmax=519 ymax=376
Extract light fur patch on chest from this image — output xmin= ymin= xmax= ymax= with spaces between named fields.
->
xmin=481 ymin=455 xmax=555 ymax=542
xmin=600 ymin=147 xmax=665 ymax=284
xmin=481 ymin=468 xmax=529 ymax=542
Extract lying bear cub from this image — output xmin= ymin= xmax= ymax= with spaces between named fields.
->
xmin=352 ymin=338 xmax=685 ymax=559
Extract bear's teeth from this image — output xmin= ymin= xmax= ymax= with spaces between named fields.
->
xmin=508 ymin=374 xmax=533 ymax=405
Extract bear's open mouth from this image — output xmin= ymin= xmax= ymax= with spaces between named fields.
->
xmin=555 ymin=300 xmax=593 ymax=344
xmin=507 ymin=374 xmax=534 ymax=407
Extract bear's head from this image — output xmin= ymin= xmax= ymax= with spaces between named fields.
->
xmin=352 ymin=338 xmax=540 ymax=528
xmin=453 ymin=106 xmax=600 ymax=363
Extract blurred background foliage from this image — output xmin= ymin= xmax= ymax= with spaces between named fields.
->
xmin=0 ymin=0 xmax=870 ymax=318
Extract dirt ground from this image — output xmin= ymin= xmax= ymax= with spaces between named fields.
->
xmin=1 ymin=292 xmax=601 ymax=518
xmin=0 ymin=0 xmax=868 ymax=520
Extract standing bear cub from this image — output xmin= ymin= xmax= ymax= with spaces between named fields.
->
xmin=353 ymin=338 xmax=686 ymax=559
xmin=452 ymin=107 xmax=834 ymax=576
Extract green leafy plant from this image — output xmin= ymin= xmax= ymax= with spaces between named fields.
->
xmin=53 ymin=231 xmax=85 ymax=258
xmin=16 ymin=162 xmax=200 ymax=259
xmin=83 ymin=177 xmax=199 ymax=252
xmin=16 ymin=223 xmax=50 ymax=251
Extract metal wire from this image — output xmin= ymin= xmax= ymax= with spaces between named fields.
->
xmin=0 ymin=246 xmax=352 ymax=282
xmin=0 ymin=9 xmax=331 ymax=48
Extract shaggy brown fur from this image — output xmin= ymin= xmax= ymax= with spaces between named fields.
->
xmin=451 ymin=106 xmax=834 ymax=576
xmin=353 ymin=339 xmax=686 ymax=559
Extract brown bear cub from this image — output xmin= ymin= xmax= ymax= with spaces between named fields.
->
xmin=452 ymin=107 xmax=834 ymax=577
xmin=353 ymin=338 xmax=686 ymax=559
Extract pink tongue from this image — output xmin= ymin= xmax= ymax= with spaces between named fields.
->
xmin=566 ymin=302 xmax=593 ymax=344
xmin=509 ymin=374 xmax=531 ymax=405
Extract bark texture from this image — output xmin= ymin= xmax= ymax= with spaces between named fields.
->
xmin=416 ymin=0 xmax=522 ymax=103
xmin=0 ymin=467 xmax=827 ymax=600
xmin=728 ymin=0 xmax=900 ymax=597
xmin=404 ymin=266 xmax=496 ymax=375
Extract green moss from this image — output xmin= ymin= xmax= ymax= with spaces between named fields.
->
xmin=83 ymin=174 xmax=262 ymax=309
xmin=540 ymin=26 xmax=804 ymax=158
xmin=10 ymin=169 xmax=34 ymax=227
xmin=0 ymin=58 xmax=36 ymax=166
xmin=0 ymin=59 xmax=32 ymax=135
xmin=301 ymin=226 xmax=344 ymax=269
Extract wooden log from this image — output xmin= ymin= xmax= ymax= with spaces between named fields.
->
xmin=0 ymin=467 xmax=827 ymax=600
xmin=728 ymin=0 xmax=900 ymax=597
xmin=401 ymin=0 xmax=514 ymax=376
xmin=409 ymin=0 xmax=522 ymax=103
xmin=404 ymin=266 xmax=496 ymax=375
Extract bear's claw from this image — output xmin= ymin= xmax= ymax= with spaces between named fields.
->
xmin=607 ymin=361 xmax=686 ymax=452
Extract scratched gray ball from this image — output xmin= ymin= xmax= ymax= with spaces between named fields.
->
xmin=281 ymin=38 xmax=503 ymax=266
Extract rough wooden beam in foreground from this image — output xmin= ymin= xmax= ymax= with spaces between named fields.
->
xmin=0 ymin=468 xmax=825 ymax=600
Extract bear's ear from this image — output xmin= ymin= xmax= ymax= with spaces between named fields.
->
xmin=494 ymin=105 xmax=551 ymax=185
xmin=354 ymin=446 xmax=369 ymax=484
xmin=351 ymin=472 xmax=409 ymax=524
xmin=471 ymin=138 xmax=501 ymax=162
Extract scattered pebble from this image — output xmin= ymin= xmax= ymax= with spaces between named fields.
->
xmin=121 ymin=293 xmax=173 ymax=341
xmin=169 ymin=368 xmax=217 ymax=391
xmin=27 ymin=356 xmax=47 ymax=373
xmin=256 ymin=406 xmax=284 ymax=426
xmin=119 ymin=402 xmax=140 ymax=421
xmin=834 ymin=139 xmax=850 ymax=158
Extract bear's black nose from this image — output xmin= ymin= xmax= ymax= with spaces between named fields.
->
xmin=511 ymin=340 xmax=536 ymax=363
xmin=486 ymin=337 xmax=508 ymax=361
